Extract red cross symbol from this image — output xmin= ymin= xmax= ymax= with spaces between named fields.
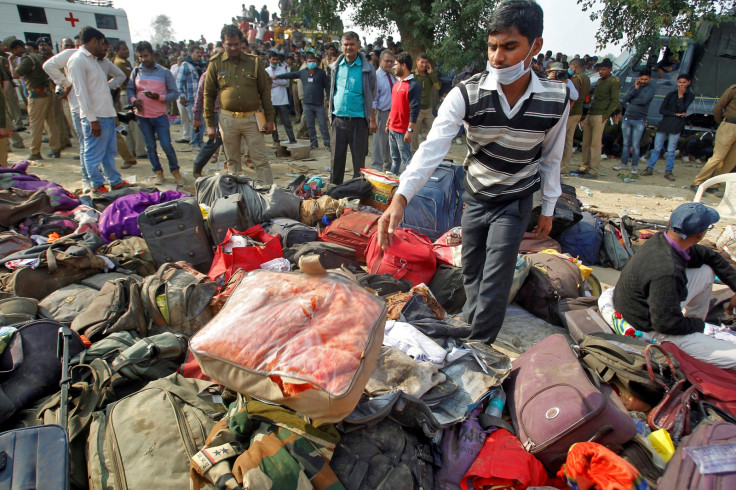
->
xmin=65 ymin=13 xmax=80 ymax=28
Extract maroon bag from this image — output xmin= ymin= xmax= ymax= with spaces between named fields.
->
xmin=319 ymin=209 xmax=380 ymax=262
xmin=658 ymin=419 xmax=736 ymax=490
xmin=505 ymin=333 xmax=636 ymax=471
xmin=646 ymin=343 xmax=698 ymax=441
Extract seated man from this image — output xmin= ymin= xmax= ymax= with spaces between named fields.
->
xmin=610 ymin=202 xmax=736 ymax=369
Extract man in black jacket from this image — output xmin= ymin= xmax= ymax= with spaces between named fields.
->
xmin=641 ymin=74 xmax=694 ymax=181
xmin=276 ymin=52 xmax=331 ymax=150
xmin=613 ymin=202 xmax=736 ymax=368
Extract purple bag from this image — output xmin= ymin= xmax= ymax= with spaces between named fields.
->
xmin=659 ymin=419 xmax=736 ymax=489
xmin=98 ymin=191 xmax=187 ymax=243
xmin=505 ymin=333 xmax=636 ymax=472
xmin=0 ymin=161 xmax=79 ymax=211
xmin=434 ymin=408 xmax=488 ymax=490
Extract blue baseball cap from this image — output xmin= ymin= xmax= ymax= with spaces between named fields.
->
xmin=670 ymin=202 xmax=720 ymax=238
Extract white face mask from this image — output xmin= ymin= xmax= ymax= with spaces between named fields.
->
xmin=487 ymin=39 xmax=537 ymax=85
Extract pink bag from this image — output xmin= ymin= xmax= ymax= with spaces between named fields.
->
xmin=433 ymin=227 xmax=462 ymax=267
xmin=366 ymin=228 xmax=437 ymax=286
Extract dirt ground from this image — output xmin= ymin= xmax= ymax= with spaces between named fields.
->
xmin=6 ymin=122 xmax=731 ymax=287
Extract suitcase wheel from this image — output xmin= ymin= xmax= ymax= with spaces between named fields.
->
xmin=155 ymin=230 xmax=162 ymax=236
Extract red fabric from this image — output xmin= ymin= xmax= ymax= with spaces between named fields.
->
xmin=179 ymin=350 xmax=215 ymax=382
xmin=319 ymin=209 xmax=380 ymax=261
xmin=208 ymin=225 xmax=283 ymax=282
xmin=388 ymin=77 xmax=418 ymax=133
xmin=366 ymin=228 xmax=436 ymax=286
xmin=557 ymin=442 xmax=644 ymax=490
xmin=432 ymin=227 xmax=462 ymax=267
xmin=660 ymin=341 xmax=736 ymax=418
xmin=461 ymin=429 xmax=549 ymax=490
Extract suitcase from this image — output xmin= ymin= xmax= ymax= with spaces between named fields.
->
xmin=0 ymin=424 xmax=70 ymax=489
xmin=402 ymin=162 xmax=464 ymax=241
xmin=505 ymin=333 xmax=636 ymax=472
xmin=563 ymin=308 xmax=614 ymax=344
xmin=137 ymin=197 xmax=214 ymax=274
xmin=264 ymin=218 xmax=319 ymax=248
xmin=319 ymin=209 xmax=380 ymax=262
xmin=208 ymin=194 xmax=249 ymax=247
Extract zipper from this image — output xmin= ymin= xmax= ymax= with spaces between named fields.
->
xmin=167 ymin=391 xmax=198 ymax=456
xmin=106 ymin=405 xmax=127 ymax=489
xmin=519 ymin=383 xmax=604 ymax=453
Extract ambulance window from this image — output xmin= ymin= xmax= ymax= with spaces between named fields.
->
xmin=95 ymin=14 xmax=118 ymax=30
xmin=24 ymin=33 xmax=52 ymax=44
xmin=17 ymin=6 xmax=48 ymax=24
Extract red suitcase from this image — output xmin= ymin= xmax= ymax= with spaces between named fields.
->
xmin=505 ymin=333 xmax=636 ymax=472
xmin=319 ymin=209 xmax=380 ymax=262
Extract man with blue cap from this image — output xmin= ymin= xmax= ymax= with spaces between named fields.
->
xmin=612 ymin=202 xmax=736 ymax=368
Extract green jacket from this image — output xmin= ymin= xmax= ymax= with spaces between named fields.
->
xmin=414 ymin=70 xmax=440 ymax=110
xmin=589 ymin=75 xmax=620 ymax=118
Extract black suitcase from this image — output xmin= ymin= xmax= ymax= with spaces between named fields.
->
xmin=0 ymin=424 xmax=70 ymax=489
xmin=264 ymin=218 xmax=318 ymax=248
xmin=208 ymin=194 xmax=249 ymax=247
xmin=137 ymin=197 xmax=214 ymax=273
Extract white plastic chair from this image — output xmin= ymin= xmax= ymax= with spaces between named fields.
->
xmin=693 ymin=174 xmax=736 ymax=218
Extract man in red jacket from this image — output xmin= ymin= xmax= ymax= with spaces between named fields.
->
xmin=385 ymin=52 xmax=420 ymax=175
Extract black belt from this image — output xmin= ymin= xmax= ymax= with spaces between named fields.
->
xmin=725 ymin=118 xmax=736 ymax=124
xmin=335 ymin=116 xmax=364 ymax=120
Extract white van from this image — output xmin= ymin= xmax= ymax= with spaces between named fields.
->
xmin=0 ymin=0 xmax=131 ymax=50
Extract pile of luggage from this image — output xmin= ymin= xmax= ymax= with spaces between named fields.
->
xmin=0 ymin=160 xmax=734 ymax=489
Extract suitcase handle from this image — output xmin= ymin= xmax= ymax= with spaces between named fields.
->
xmin=145 ymin=202 xmax=184 ymax=224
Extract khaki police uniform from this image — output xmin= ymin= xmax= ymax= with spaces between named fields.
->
xmin=15 ymin=52 xmax=61 ymax=157
xmin=114 ymin=55 xmax=146 ymax=157
xmin=204 ymin=51 xmax=275 ymax=183
xmin=0 ymin=53 xmax=24 ymax=147
xmin=693 ymin=84 xmax=736 ymax=186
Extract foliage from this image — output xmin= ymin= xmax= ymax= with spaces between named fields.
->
xmin=293 ymin=0 xmax=497 ymax=70
xmin=578 ymin=0 xmax=736 ymax=52
xmin=150 ymin=14 xmax=175 ymax=47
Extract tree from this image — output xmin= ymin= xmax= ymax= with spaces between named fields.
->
xmin=150 ymin=14 xmax=175 ymax=47
xmin=578 ymin=0 xmax=736 ymax=51
xmin=295 ymin=0 xmax=497 ymax=69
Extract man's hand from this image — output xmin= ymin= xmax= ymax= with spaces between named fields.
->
xmin=264 ymin=121 xmax=275 ymax=134
xmin=385 ymin=125 xmax=389 ymax=134
xmin=193 ymin=119 xmax=201 ymax=129
xmin=143 ymin=91 xmax=160 ymax=100
xmin=0 ymin=127 xmax=9 ymax=139
xmin=727 ymin=294 xmax=736 ymax=315
xmin=206 ymin=125 xmax=217 ymax=139
xmin=369 ymin=118 xmax=377 ymax=133
xmin=533 ymin=215 xmax=553 ymax=239
xmin=377 ymin=195 xmax=408 ymax=251
xmin=132 ymin=100 xmax=144 ymax=112
xmin=426 ymin=64 xmax=433 ymax=74
xmin=404 ymin=131 xmax=412 ymax=144
xmin=179 ymin=96 xmax=187 ymax=107
xmin=90 ymin=120 xmax=101 ymax=137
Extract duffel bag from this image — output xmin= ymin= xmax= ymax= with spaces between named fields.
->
xmin=366 ymin=228 xmax=437 ymax=287
xmin=71 ymin=276 xmax=147 ymax=341
xmin=264 ymin=217 xmax=319 ymax=248
xmin=557 ymin=220 xmax=604 ymax=266
xmin=505 ymin=333 xmax=636 ymax=472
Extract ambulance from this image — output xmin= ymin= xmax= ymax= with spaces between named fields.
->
xmin=0 ymin=0 xmax=131 ymax=50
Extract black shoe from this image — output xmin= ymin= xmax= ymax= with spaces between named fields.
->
xmin=11 ymin=142 xmax=25 ymax=149
xmin=72 ymin=155 xmax=80 ymax=160
xmin=13 ymin=126 xmax=26 ymax=133
xmin=689 ymin=185 xmax=700 ymax=193
xmin=175 ymin=138 xmax=190 ymax=143
xmin=27 ymin=153 xmax=43 ymax=160
xmin=310 ymin=145 xmax=318 ymax=150
xmin=135 ymin=154 xmax=148 ymax=159
xmin=46 ymin=151 xmax=61 ymax=158
xmin=289 ymin=140 xmax=297 ymax=144
xmin=42 ymin=137 xmax=49 ymax=143
xmin=706 ymin=187 xmax=724 ymax=198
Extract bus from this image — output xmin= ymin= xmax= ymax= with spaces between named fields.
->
xmin=0 ymin=0 xmax=131 ymax=51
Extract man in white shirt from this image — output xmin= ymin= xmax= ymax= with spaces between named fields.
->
xmin=377 ymin=0 xmax=568 ymax=343
xmin=67 ymin=26 xmax=129 ymax=195
xmin=266 ymin=52 xmax=296 ymax=144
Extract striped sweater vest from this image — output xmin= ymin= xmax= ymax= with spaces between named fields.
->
xmin=458 ymin=72 xmax=568 ymax=202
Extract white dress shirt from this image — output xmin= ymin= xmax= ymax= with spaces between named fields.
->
xmin=265 ymin=63 xmax=289 ymax=106
xmin=43 ymin=49 xmax=79 ymax=112
xmin=397 ymin=69 xmax=568 ymax=216
xmin=67 ymin=47 xmax=125 ymax=122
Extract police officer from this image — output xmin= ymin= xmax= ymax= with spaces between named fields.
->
xmin=204 ymin=25 xmax=275 ymax=184
xmin=9 ymin=39 xmax=62 ymax=160
xmin=1 ymin=36 xmax=25 ymax=149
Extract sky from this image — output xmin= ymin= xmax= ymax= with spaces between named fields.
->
xmin=114 ymin=0 xmax=619 ymax=58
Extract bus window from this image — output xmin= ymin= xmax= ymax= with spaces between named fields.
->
xmin=17 ymin=6 xmax=48 ymax=24
xmin=95 ymin=13 xmax=118 ymax=30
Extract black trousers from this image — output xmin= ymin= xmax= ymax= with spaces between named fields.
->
xmin=330 ymin=116 xmax=368 ymax=184
xmin=272 ymin=104 xmax=295 ymax=143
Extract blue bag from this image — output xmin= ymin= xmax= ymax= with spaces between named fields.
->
xmin=557 ymin=220 xmax=604 ymax=265
xmin=402 ymin=162 xmax=464 ymax=241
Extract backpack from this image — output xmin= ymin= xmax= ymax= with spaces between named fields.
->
xmin=514 ymin=253 xmax=585 ymax=325
xmin=37 ymin=283 xmax=100 ymax=324
xmin=579 ymin=333 xmax=676 ymax=406
xmin=71 ymin=276 xmax=147 ymax=341
xmin=557 ymin=220 xmax=604 ymax=266
xmin=527 ymin=193 xmax=583 ymax=238
xmin=141 ymin=262 xmax=218 ymax=337
xmin=325 ymin=177 xmax=372 ymax=200
xmin=86 ymin=374 xmax=225 ymax=490
xmin=330 ymin=418 xmax=434 ymax=490
xmin=320 ymin=209 xmax=380 ymax=262
xmin=428 ymin=264 xmax=466 ymax=315
xmin=366 ymin=228 xmax=437 ymax=287
xmin=599 ymin=220 xmax=635 ymax=270
xmin=98 ymin=236 xmax=157 ymax=277
xmin=21 ymin=213 xmax=78 ymax=238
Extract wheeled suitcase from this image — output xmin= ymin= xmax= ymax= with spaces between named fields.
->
xmin=264 ymin=218 xmax=319 ymax=248
xmin=402 ymin=161 xmax=464 ymax=241
xmin=505 ymin=333 xmax=636 ymax=471
xmin=563 ymin=307 xmax=614 ymax=344
xmin=137 ymin=197 xmax=214 ymax=273
xmin=208 ymin=194 xmax=249 ymax=247
xmin=319 ymin=209 xmax=380 ymax=262
xmin=0 ymin=424 xmax=70 ymax=489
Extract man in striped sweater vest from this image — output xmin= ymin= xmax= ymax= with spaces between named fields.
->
xmin=377 ymin=0 xmax=569 ymax=343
